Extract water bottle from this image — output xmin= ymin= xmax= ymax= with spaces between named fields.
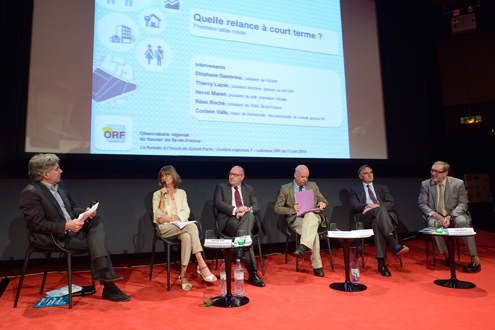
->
xmin=220 ymin=259 xmax=227 ymax=297
xmin=351 ymin=250 xmax=360 ymax=283
xmin=234 ymin=259 xmax=245 ymax=297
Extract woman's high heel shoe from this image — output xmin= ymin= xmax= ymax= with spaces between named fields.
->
xmin=197 ymin=266 xmax=217 ymax=282
xmin=179 ymin=275 xmax=192 ymax=291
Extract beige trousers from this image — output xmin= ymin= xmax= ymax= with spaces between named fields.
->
xmin=159 ymin=223 xmax=203 ymax=266
xmin=292 ymin=212 xmax=322 ymax=269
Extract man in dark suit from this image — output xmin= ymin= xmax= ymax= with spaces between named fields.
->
xmin=418 ymin=161 xmax=480 ymax=272
xmin=19 ymin=154 xmax=130 ymax=302
xmin=274 ymin=165 xmax=328 ymax=277
xmin=213 ymin=165 xmax=265 ymax=287
xmin=349 ymin=165 xmax=409 ymax=276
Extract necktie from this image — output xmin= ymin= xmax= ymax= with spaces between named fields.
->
xmin=234 ymin=186 xmax=243 ymax=207
xmin=438 ymin=183 xmax=446 ymax=216
xmin=367 ymin=185 xmax=379 ymax=204
xmin=298 ymin=185 xmax=303 ymax=191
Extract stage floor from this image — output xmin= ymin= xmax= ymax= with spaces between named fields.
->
xmin=1 ymin=231 xmax=494 ymax=330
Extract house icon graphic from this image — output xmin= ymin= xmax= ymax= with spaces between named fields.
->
xmin=147 ymin=14 xmax=161 ymax=28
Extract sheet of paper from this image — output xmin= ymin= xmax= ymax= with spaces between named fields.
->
xmin=171 ymin=220 xmax=197 ymax=229
xmin=446 ymin=228 xmax=476 ymax=235
xmin=295 ymin=189 xmax=320 ymax=217
xmin=77 ymin=202 xmax=99 ymax=222
xmin=46 ymin=284 xmax=82 ymax=297
xmin=327 ymin=230 xmax=373 ymax=238
xmin=204 ymin=239 xmax=233 ymax=248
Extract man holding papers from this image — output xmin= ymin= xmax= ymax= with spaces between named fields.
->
xmin=418 ymin=161 xmax=480 ymax=273
xmin=274 ymin=165 xmax=328 ymax=277
xmin=19 ymin=154 xmax=130 ymax=302
xmin=350 ymin=165 xmax=409 ymax=277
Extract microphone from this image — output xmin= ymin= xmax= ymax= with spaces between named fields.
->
xmin=162 ymin=182 xmax=167 ymax=199
xmin=91 ymin=199 xmax=99 ymax=207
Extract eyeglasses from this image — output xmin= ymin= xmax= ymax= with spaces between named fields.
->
xmin=430 ymin=169 xmax=446 ymax=174
xmin=229 ymin=172 xmax=243 ymax=178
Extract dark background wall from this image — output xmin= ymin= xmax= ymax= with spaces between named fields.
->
xmin=1 ymin=0 xmax=494 ymax=264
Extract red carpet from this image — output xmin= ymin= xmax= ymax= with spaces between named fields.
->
xmin=1 ymin=231 xmax=494 ymax=330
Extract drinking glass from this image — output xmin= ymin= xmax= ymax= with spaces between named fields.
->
xmin=434 ymin=220 xmax=442 ymax=230
xmin=356 ymin=222 xmax=364 ymax=230
xmin=329 ymin=223 xmax=338 ymax=231
xmin=236 ymin=230 xmax=246 ymax=245
xmin=203 ymin=290 xmax=212 ymax=307
xmin=205 ymin=230 xmax=215 ymax=240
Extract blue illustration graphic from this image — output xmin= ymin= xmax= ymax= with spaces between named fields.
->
xmin=164 ymin=0 xmax=180 ymax=10
xmin=144 ymin=14 xmax=161 ymax=28
xmin=92 ymin=55 xmax=137 ymax=105
xmin=110 ymin=25 xmax=132 ymax=44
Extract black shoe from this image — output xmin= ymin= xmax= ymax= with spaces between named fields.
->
xmin=102 ymin=283 xmax=131 ymax=302
xmin=93 ymin=267 xmax=124 ymax=282
xmin=313 ymin=268 xmax=324 ymax=277
xmin=293 ymin=244 xmax=307 ymax=259
xmin=248 ymin=272 xmax=266 ymax=287
xmin=378 ymin=264 xmax=391 ymax=277
xmin=463 ymin=262 xmax=481 ymax=273
xmin=392 ymin=245 xmax=409 ymax=258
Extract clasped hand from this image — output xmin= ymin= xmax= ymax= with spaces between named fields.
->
xmin=293 ymin=201 xmax=326 ymax=214
xmin=362 ymin=204 xmax=379 ymax=214
xmin=236 ymin=206 xmax=249 ymax=219
xmin=432 ymin=212 xmax=451 ymax=228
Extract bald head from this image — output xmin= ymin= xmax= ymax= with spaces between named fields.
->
xmin=294 ymin=164 xmax=309 ymax=186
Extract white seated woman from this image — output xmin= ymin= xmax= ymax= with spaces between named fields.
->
xmin=152 ymin=165 xmax=216 ymax=290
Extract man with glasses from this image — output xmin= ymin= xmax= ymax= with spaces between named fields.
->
xmin=418 ymin=161 xmax=481 ymax=272
xmin=274 ymin=165 xmax=328 ymax=277
xmin=213 ymin=165 xmax=265 ymax=287
xmin=350 ymin=165 xmax=409 ymax=277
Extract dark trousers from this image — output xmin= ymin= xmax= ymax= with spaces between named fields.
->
xmin=223 ymin=212 xmax=257 ymax=273
xmin=64 ymin=216 xmax=114 ymax=271
xmin=361 ymin=206 xmax=396 ymax=259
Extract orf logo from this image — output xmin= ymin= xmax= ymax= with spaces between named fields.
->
xmin=102 ymin=125 xmax=125 ymax=142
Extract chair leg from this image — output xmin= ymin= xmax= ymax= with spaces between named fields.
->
xmin=362 ymin=239 xmax=365 ymax=266
xmin=166 ymin=243 xmax=171 ymax=291
xmin=394 ymin=231 xmax=403 ymax=267
xmin=295 ymin=234 xmax=299 ymax=272
xmin=285 ymin=233 xmax=290 ymax=264
xmin=89 ymin=254 xmax=96 ymax=293
xmin=67 ymin=253 xmax=73 ymax=309
xmin=257 ymin=237 xmax=264 ymax=276
xmin=40 ymin=252 xmax=52 ymax=295
xmin=149 ymin=236 xmax=157 ymax=281
xmin=432 ymin=240 xmax=436 ymax=266
xmin=426 ymin=239 xmax=429 ymax=259
xmin=326 ymin=238 xmax=333 ymax=270
xmin=14 ymin=247 xmax=33 ymax=308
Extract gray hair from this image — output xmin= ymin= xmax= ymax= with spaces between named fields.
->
xmin=28 ymin=154 xmax=60 ymax=181
xmin=357 ymin=165 xmax=372 ymax=176
xmin=295 ymin=164 xmax=308 ymax=174
xmin=433 ymin=161 xmax=450 ymax=173
xmin=231 ymin=165 xmax=245 ymax=175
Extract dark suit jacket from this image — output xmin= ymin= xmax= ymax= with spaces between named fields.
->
xmin=213 ymin=182 xmax=261 ymax=232
xmin=349 ymin=183 xmax=398 ymax=224
xmin=19 ymin=180 xmax=84 ymax=247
